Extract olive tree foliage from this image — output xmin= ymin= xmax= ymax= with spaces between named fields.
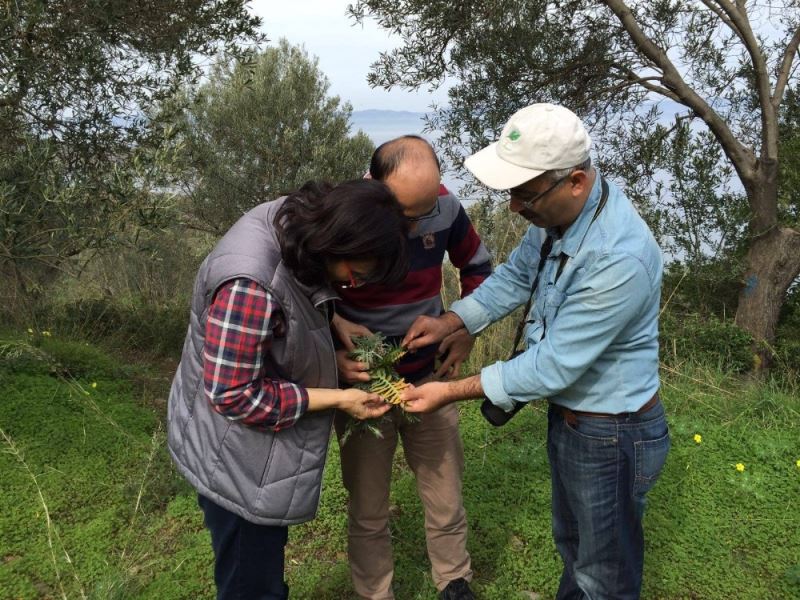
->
xmin=167 ymin=40 xmax=375 ymax=234
xmin=349 ymin=0 xmax=800 ymax=358
xmin=778 ymin=85 xmax=800 ymax=221
xmin=0 ymin=0 xmax=263 ymax=308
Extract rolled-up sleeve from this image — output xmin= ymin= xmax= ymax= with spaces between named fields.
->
xmin=451 ymin=226 xmax=542 ymax=334
xmin=480 ymin=252 xmax=653 ymax=410
xmin=203 ymin=279 xmax=309 ymax=430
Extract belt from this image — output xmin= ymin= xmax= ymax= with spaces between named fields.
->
xmin=556 ymin=393 xmax=660 ymax=427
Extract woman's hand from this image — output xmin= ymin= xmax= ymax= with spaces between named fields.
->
xmin=336 ymin=388 xmax=391 ymax=420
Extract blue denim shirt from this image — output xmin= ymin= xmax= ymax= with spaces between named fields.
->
xmin=451 ymin=172 xmax=663 ymax=413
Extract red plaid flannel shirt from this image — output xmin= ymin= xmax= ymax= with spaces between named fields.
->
xmin=203 ymin=278 xmax=309 ymax=430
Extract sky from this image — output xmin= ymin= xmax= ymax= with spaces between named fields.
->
xmin=248 ymin=1 xmax=450 ymax=112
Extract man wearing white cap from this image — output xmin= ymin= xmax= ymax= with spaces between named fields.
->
xmin=400 ymin=104 xmax=669 ymax=599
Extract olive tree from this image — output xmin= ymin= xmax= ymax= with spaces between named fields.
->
xmin=168 ymin=40 xmax=374 ymax=234
xmin=0 ymin=0 xmax=263 ymax=306
xmin=349 ymin=0 xmax=800 ymax=365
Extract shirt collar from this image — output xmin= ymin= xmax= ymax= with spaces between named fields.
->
xmin=546 ymin=169 xmax=603 ymax=258
xmin=295 ymin=277 xmax=339 ymax=308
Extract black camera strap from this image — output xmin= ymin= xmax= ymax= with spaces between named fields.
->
xmin=508 ymin=176 xmax=609 ymax=358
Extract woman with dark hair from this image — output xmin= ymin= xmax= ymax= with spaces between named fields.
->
xmin=167 ymin=178 xmax=408 ymax=600
xmin=275 ymin=179 xmax=409 ymax=288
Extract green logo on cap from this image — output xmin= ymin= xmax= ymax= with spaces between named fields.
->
xmin=508 ymin=130 xmax=521 ymax=141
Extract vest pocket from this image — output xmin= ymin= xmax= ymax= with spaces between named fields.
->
xmin=210 ymin=422 xmax=275 ymax=511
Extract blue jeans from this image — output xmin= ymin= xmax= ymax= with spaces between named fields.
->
xmin=547 ymin=400 xmax=670 ymax=600
xmin=198 ymin=494 xmax=289 ymax=600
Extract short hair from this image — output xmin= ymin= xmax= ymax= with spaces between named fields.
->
xmin=369 ymin=135 xmax=441 ymax=181
xmin=544 ymin=157 xmax=592 ymax=182
xmin=274 ymin=179 xmax=409 ymax=288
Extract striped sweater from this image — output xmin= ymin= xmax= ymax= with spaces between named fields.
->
xmin=337 ymin=186 xmax=492 ymax=381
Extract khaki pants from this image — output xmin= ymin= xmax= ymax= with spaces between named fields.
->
xmin=334 ymin=399 xmax=472 ymax=599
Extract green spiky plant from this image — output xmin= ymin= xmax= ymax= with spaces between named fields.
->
xmin=340 ymin=333 xmax=417 ymax=444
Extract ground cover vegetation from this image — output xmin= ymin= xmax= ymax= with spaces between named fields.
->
xmin=1 ymin=302 xmax=798 ymax=598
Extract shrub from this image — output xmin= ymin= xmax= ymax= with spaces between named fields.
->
xmin=662 ymin=259 xmax=743 ymax=320
xmin=52 ymin=299 xmax=189 ymax=359
xmin=660 ymin=311 xmax=754 ymax=372
xmin=38 ymin=336 xmax=130 ymax=379
xmin=774 ymin=283 xmax=800 ymax=374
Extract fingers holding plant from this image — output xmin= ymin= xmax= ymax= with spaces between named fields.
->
xmin=332 ymin=313 xmax=373 ymax=351
xmin=338 ymin=388 xmax=391 ymax=420
xmin=339 ymin=332 xmax=417 ymax=443
xmin=402 ymin=311 xmax=465 ymax=351
xmin=400 ymin=381 xmax=451 ymax=413
xmin=336 ymin=349 xmax=371 ymax=383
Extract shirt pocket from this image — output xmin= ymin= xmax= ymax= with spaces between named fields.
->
xmin=542 ymin=284 xmax=567 ymax=329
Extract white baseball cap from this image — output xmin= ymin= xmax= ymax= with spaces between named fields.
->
xmin=464 ymin=103 xmax=592 ymax=190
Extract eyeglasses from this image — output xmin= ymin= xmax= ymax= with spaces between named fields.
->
xmin=509 ymin=175 xmax=570 ymax=207
xmin=406 ymin=198 xmax=440 ymax=222
xmin=337 ymin=263 xmax=369 ymax=289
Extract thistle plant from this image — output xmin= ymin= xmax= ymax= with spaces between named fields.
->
xmin=340 ymin=333 xmax=416 ymax=443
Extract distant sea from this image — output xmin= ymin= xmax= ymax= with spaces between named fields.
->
xmin=350 ymin=109 xmax=430 ymax=146
xmin=350 ymin=109 xmax=464 ymax=195
xmin=350 ymin=101 xmax=700 ymax=216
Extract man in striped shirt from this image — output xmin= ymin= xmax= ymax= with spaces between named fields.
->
xmin=333 ymin=136 xmax=491 ymax=600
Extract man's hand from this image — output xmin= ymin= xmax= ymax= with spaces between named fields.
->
xmin=400 ymin=374 xmax=483 ymax=413
xmin=435 ymin=329 xmax=476 ymax=379
xmin=400 ymin=381 xmax=453 ymax=414
xmin=337 ymin=388 xmax=391 ymax=420
xmin=331 ymin=312 xmax=373 ymax=351
xmin=402 ymin=311 xmax=465 ymax=351
xmin=336 ymin=348 xmax=371 ymax=384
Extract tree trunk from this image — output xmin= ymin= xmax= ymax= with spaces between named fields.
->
xmin=0 ymin=261 xmax=33 ymax=326
xmin=735 ymin=225 xmax=800 ymax=369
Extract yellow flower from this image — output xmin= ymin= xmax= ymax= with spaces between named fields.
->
xmin=735 ymin=463 xmax=745 ymax=472
xmin=91 ymin=382 xmax=97 ymax=389
xmin=796 ymin=459 xmax=800 ymax=468
xmin=693 ymin=434 xmax=702 ymax=444
xmin=41 ymin=330 xmax=51 ymax=337
xmin=27 ymin=328 xmax=33 ymax=334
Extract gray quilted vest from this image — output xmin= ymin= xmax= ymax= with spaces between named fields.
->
xmin=167 ymin=198 xmax=339 ymax=526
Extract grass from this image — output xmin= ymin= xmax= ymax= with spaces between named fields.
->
xmin=1 ymin=330 xmax=799 ymax=599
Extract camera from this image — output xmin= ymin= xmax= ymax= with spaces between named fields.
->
xmin=479 ymin=350 xmax=527 ymax=426
xmin=480 ymin=397 xmax=526 ymax=426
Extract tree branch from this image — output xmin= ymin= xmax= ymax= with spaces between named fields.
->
xmin=773 ymin=26 xmax=800 ymax=110
xmin=602 ymin=0 xmax=756 ymax=181
xmin=0 ymin=91 xmax=25 ymax=108
xmin=594 ymin=77 xmax=670 ymax=96
xmin=611 ymin=66 xmax=682 ymax=101
xmin=697 ymin=0 xmax=745 ymax=45
xmin=710 ymin=0 xmax=777 ymax=159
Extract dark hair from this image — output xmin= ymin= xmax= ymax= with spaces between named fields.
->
xmin=274 ymin=179 xmax=409 ymax=287
xmin=369 ymin=135 xmax=441 ymax=180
